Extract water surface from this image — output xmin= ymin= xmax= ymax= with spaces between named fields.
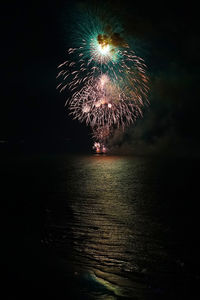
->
xmin=1 ymin=154 xmax=200 ymax=299
xmin=41 ymin=154 xmax=200 ymax=299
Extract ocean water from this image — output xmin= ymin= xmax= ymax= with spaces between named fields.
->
xmin=1 ymin=154 xmax=200 ymax=299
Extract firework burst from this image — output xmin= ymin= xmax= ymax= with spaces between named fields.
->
xmin=57 ymin=7 xmax=149 ymax=152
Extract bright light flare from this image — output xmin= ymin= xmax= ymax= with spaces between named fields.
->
xmin=93 ymin=142 xmax=107 ymax=153
xmin=98 ymin=44 xmax=110 ymax=55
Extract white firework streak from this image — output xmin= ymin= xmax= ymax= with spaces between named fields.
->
xmin=68 ymin=75 xmax=144 ymax=129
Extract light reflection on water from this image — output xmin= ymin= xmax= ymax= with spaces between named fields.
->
xmin=71 ymin=156 xmax=141 ymax=298
xmin=42 ymin=155 xmax=184 ymax=299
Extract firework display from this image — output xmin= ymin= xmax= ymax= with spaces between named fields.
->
xmin=57 ymin=7 xmax=149 ymax=152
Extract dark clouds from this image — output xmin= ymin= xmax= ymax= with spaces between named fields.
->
xmin=103 ymin=1 xmax=200 ymax=156
xmin=109 ymin=62 xmax=200 ymax=156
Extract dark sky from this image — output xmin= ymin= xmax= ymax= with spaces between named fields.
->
xmin=1 ymin=0 xmax=200 ymax=155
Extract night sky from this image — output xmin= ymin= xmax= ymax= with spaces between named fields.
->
xmin=1 ymin=2 xmax=200 ymax=299
xmin=1 ymin=0 xmax=200 ymax=155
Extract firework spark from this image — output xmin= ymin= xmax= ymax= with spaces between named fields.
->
xmin=68 ymin=74 xmax=145 ymax=129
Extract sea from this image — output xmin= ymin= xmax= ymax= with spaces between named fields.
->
xmin=1 ymin=153 xmax=200 ymax=299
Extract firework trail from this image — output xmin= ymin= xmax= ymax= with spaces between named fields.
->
xmin=57 ymin=7 xmax=149 ymax=152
